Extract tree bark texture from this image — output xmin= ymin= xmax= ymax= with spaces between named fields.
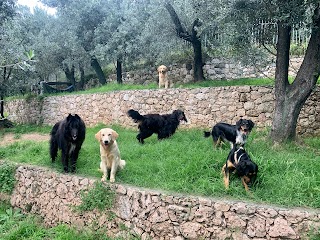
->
xmin=90 ymin=56 xmax=106 ymax=85
xmin=116 ymin=60 xmax=123 ymax=84
xmin=62 ymin=64 xmax=76 ymax=87
xmin=271 ymin=5 xmax=320 ymax=143
xmin=165 ymin=3 xmax=204 ymax=82
xmin=78 ymin=63 xmax=85 ymax=90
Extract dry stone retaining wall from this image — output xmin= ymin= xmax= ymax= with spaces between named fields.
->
xmin=9 ymin=165 xmax=320 ymax=240
xmin=5 ymin=86 xmax=320 ymax=136
xmin=106 ymin=58 xmax=303 ymax=86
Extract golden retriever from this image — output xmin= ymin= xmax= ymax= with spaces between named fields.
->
xmin=95 ymin=128 xmax=126 ymax=183
xmin=157 ymin=65 xmax=170 ymax=88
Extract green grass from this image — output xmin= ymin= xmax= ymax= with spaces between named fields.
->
xmin=0 ymin=124 xmax=320 ymax=209
xmin=0 ymin=201 xmax=136 ymax=240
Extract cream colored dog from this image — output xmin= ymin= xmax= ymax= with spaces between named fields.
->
xmin=157 ymin=65 xmax=170 ymax=88
xmin=95 ymin=128 xmax=126 ymax=183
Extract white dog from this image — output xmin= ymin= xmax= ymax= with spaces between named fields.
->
xmin=157 ymin=65 xmax=170 ymax=88
xmin=95 ymin=128 xmax=126 ymax=183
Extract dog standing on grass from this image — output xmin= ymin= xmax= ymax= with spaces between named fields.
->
xmin=50 ymin=114 xmax=86 ymax=173
xmin=204 ymin=119 xmax=254 ymax=148
xmin=157 ymin=65 xmax=170 ymax=88
xmin=222 ymin=145 xmax=258 ymax=192
xmin=128 ymin=109 xmax=187 ymax=144
xmin=95 ymin=128 xmax=126 ymax=183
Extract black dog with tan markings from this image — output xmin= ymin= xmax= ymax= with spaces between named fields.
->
xmin=222 ymin=145 xmax=258 ymax=192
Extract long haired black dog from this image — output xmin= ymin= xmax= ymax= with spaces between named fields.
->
xmin=204 ymin=119 xmax=254 ymax=148
xmin=222 ymin=145 xmax=258 ymax=192
xmin=50 ymin=114 xmax=86 ymax=173
xmin=127 ymin=109 xmax=187 ymax=144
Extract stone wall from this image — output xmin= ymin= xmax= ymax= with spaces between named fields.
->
xmin=9 ymin=164 xmax=320 ymax=240
xmin=106 ymin=58 xmax=302 ymax=85
xmin=5 ymin=86 xmax=320 ymax=136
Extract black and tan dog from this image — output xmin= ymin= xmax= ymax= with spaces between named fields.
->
xmin=204 ymin=119 xmax=254 ymax=148
xmin=222 ymin=145 xmax=258 ymax=192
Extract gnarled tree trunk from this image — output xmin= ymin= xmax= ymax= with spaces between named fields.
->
xmin=165 ymin=2 xmax=204 ymax=82
xmin=271 ymin=5 xmax=320 ymax=142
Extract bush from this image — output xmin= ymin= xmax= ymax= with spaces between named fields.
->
xmin=0 ymin=162 xmax=17 ymax=194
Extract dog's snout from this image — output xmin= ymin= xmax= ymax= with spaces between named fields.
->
xmin=104 ymin=140 xmax=109 ymax=145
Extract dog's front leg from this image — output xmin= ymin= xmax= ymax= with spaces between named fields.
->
xmin=61 ymin=149 xmax=69 ymax=173
xmin=109 ymin=157 xmax=118 ymax=183
xmin=222 ymin=164 xmax=230 ymax=189
xmin=241 ymin=177 xmax=250 ymax=192
xmin=70 ymin=146 xmax=80 ymax=173
xmin=100 ymin=159 xmax=108 ymax=182
xmin=164 ymin=80 xmax=169 ymax=89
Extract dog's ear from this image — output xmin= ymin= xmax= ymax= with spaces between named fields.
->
xmin=248 ymin=120 xmax=255 ymax=130
xmin=67 ymin=114 xmax=72 ymax=121
xmin=111 ymin=130 xmax=119 ymax=140
xmin=157 ymin=66 xmax=160 ymax=72
xmin=236 ymin=119 xmax=243 ymax=128
xmin=95 ymin=130 xmax=101 ymax=141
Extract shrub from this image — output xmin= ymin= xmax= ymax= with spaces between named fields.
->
xmin=0 ymin=162 xmax=17 ymax=194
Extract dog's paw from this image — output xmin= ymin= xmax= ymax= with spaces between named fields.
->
xmin=101 ymin=176 xmax=107 ymax=182
xmin=110 ymin=177 xmax=115 ymax=183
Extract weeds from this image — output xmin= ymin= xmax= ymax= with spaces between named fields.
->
xmin=0 ymin=162 xmax=16 ymax=194
xmin=0 ymin=201 xmax=133 ymax=240
xmin=76 ymin=181 xmax=115 ymax=212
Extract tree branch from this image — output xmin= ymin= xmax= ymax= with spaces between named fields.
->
xmin=164 ymin=2 xmax=192 ymax=42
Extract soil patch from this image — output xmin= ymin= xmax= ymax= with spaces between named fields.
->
xmin=0 ymin=133 xmax=50 ymax=146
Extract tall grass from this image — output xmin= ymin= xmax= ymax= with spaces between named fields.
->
xmin=1 ymin=124 xmax=319 ymax=209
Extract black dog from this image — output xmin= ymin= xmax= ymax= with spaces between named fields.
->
xmin=127 ymin=109 xmax=187 ymax=144
xmin=204 ymin=119 xmax=254 ymax=148
xmin=50 ymin=114 xmax=86 ymax=173
xmin=222 ymin=145 xmax=258 ymax=192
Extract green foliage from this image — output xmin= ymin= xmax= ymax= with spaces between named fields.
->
xmin=0 ymin=162 xmax=16 ymax=194
xmin=76 ymin=182 xmax=115 ymax=213
xmin=290 ymin=44 xmax=307 ymax=56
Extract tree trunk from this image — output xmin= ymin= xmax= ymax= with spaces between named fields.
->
xmin=116 ymin=60 xmax=122 ymax=84
xmin=90 ymin=56 xmax=106 ymax=85
xmin=62 ymin=64 xmax=76 ymax=87
xmin=192 ymin=37 xmax=204 ymax=82
xmin=0 ymin=95 xmax=4 ymax=119
xmin=165 ymin=3 xmax=204 ymax=82
xmin=271 ymin=5 xmax=320 ymax=143
xmin=79 ymin=63 xmax=85 ymax=90
xmin=0 ymin=95 xmax=14 ymax=128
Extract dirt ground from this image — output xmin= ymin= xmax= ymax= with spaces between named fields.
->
xmin=0 ymin=133 xmax=50 ymax=146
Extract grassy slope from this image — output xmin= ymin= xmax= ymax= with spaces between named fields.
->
xmin=1 ymin=124 xmax=319 ymax=209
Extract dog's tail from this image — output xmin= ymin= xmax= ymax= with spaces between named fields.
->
xmin=119 ymin=159 xmax=126 ymax=170
xmin=127 ymin=109 xmax=144 ymax=122
xmin=204 ymin=131 xmax=211 ymax=138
